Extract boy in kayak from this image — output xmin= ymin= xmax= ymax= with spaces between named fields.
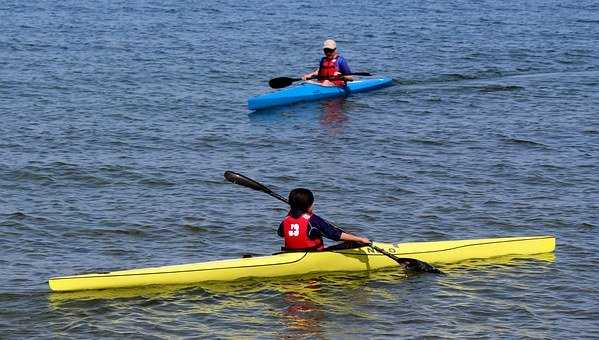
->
xmin=301 ymin=39 xmax=353 ymax=86
xmin=277 ymin=188 xmax=370 ymax=251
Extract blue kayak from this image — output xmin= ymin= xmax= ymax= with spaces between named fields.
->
xmin=248 ymin=77 xmax=394 ymax=110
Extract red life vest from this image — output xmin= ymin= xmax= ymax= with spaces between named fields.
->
xmin=281 ymin=212 xmax=324 ymax=251
xmin=318 ymin=56 xmax=345 ymax=86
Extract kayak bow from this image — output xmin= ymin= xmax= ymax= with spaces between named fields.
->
xmin=49 ymin=235 xmax=555 ymax=292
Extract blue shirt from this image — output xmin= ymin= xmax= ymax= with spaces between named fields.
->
xmin=277 ymin=210 xmax=343 ymax=241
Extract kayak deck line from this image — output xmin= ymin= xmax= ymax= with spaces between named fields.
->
xmin=48 ymin=235 xmax=556 ymax=292
xmin=378 ymin=235 xmax=557 ymax=257
xmin=49 ymin=252 xmax=311 ymax=281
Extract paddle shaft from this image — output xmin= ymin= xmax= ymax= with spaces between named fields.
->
xmin=269 ymin=72 xmax=372 ymax=89
xmin=288 ymin=72 xmax=372 ymax=81
xmin=308 ymin=72 xmax=372 ymax=81
xmin=370 ymin=244 xmax=411 ymax=264
xmin=264 ymin=190 xmax=288 ymax=205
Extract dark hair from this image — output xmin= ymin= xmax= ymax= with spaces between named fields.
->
xmin=289 ymin=188 xmax=314 ymax=213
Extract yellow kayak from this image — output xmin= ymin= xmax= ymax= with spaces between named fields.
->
xmin=48 ymin=235 xmax=555 ymax=292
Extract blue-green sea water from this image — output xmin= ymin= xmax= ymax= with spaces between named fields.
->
xmin=1 ymin=0 xmax=598 ymax=338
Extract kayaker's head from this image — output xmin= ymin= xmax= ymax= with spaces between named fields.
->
xmin=289 ymin=188 xmax=314 ymax=216
xmin=323 ymin=39 xmax=337 ymax=59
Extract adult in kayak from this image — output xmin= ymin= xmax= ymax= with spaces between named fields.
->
xmin=277 ymin=188 xmax=370 ymax=251
xmin=301 ymin=39 xmax=353 ymax=86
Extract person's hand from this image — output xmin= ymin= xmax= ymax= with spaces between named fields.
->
xmin=357 ymin=237 xmax=371 ymax=245
xmin=302 ymin=74 xmax=309 ymax=80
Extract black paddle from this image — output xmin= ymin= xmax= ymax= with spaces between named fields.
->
xmin=268 ymin=72 xmax=373 ymax=89
xmin=224 ymin=171 xmax=443 ymax=274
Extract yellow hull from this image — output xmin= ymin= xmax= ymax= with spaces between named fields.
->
xmin=48 ymin=235 xmax=555 ymax=292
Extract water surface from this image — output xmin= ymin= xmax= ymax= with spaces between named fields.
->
xmin=1 ymin=0 xmax=599 ymax=337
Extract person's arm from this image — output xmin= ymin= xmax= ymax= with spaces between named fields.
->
xmin=337 ymin=57 xmax=353 ymax=81
xmin=277 ymin=222 xmax=284 ymax=238
xmin=309 ymin=214 xmax=370 ymax=244
xmin=302 ymin=69 xmax=319 ymax=80
xmin=339 ymin=232 xmax=370 ymax=244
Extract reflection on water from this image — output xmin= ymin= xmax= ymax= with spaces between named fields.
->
xmin=278 ymin=280 xmax=327 ymax=339
xmin=248 ymin=97 xmax=349 ymax=135
xmin=48 ymin=271 xmax=368 ymax=305
xmin=44 ymin=254 xmax=557 ymax=337
xmin=319 ymin=98 xmax=348 ymax=135
xmin=48 ymin=272 xmax=390 ymax=337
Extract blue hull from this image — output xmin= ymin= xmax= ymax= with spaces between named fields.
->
xmin=248 ymin=77 xmax=394 ymax=110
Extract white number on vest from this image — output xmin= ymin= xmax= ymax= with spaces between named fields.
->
xmin=288 ymin=224 xmax=300 ymax=237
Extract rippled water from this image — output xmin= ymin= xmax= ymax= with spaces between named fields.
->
xmin=2 ymin=0 xmax=599 ymax=338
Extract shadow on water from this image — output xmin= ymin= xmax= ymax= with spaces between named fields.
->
xmin=248 ymin=97 xmax=349 ymax=134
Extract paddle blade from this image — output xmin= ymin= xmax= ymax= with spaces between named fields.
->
xmin=224 ymin=171 xmax=274 ymax=195
xmin=268 ymin=77 xmax=296 ymax=89
xmin=370 ymin=244 xmax=443 ymax=274
xmin=401 ymin=258 xmax=444 ymax=274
